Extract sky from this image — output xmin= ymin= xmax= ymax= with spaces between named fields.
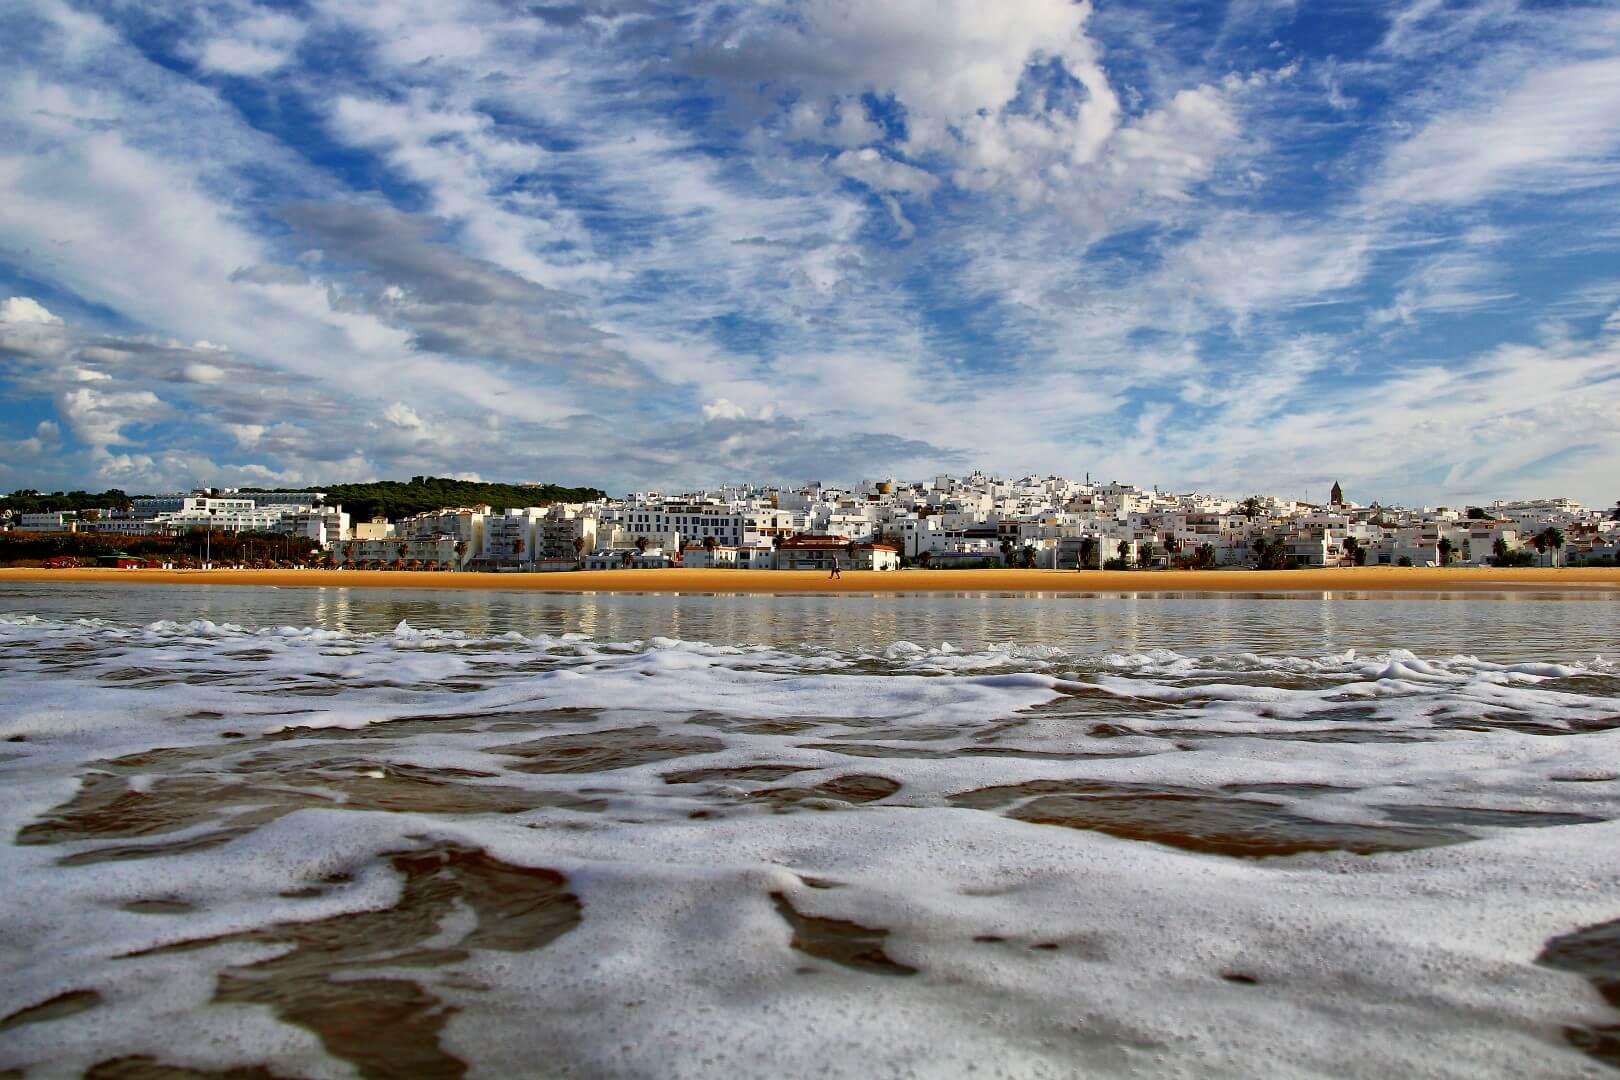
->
xmin=1 ymin=0 xmax=1618 ymax=506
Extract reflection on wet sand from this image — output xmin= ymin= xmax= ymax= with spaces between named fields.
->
xmin=132 ymin=846 xmax=580 ymax=1079
xmin=1538 ymin=918 xmax=1620 ymax=1069
xmin=772 ymin=891 xmax=917 ymax=977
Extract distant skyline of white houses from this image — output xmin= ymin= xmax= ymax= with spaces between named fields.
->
xmin=6 ymin=471 xmax=1617 ymax=571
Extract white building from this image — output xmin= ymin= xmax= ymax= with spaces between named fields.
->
xmin=480 ymin=508 xmax=544 ymax=568
xmin=335 ymin=536 xmax=461 ymax=569
xmin=18 ymin=512 xmax=77 ymax=532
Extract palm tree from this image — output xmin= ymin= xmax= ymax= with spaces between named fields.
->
xmin=1341 ymin=536 xmax=1361 ymax=566
xmin=1437 ymin=537 xmax=1455 ymax=566
xmin=396 ymin=543 xmax=409 ymax=568
xmin=1540 ymin=527 xmax=1565 ymax=566
xmin=1116 ymin=540 xmax=1130 ymax=564
xmin=1240 ymin=496 xmax=1263 ymax=520
xmin=1136 ymin=542 xmax=1154 ymax=570
xmin=1492 ymin=537 xmax=1510 ymax=566
xmin=453 ymin=540 xmax=468 ymax=569
xmin=917 ymin=550 xmax=932 ymax=568
xmin=634 ymin=535 xmax=650 ymax=555
xmin=574 ymin=536 xmax=588 ymax=564
xmin=1078 ymin=537 xmax=1097 ymax=570
xmin=1020 ymin=544 xmax=1036 ymax=569
xmin=1196 ymin=543 xmax=1216 ymax=569
xmin=703 ymin=535 xmax=719 ymax=556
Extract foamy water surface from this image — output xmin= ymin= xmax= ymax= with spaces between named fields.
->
xmin=2 ymin=583 xmax=1618 ymax=1077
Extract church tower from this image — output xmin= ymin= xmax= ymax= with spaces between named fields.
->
xmin=1330 ymin=481 xmax=1344 ymax=507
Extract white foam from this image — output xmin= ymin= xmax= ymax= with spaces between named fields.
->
xmin=0 ymin=609 xmax=1616 ymax=1077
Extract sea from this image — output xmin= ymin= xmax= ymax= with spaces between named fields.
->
xmin=1 ymin=581 xmax=1617 ymax=1078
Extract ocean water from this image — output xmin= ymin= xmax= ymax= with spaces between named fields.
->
xmin=2 ymin=582 xmax=1618 ymax=1078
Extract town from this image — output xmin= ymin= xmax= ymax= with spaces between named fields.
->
xmin=4 ymin=473 xmax=1619 ymax=572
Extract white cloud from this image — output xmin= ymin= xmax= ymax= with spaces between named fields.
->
xmin=383 ymin=401 xmax=424 ymax=430
xmin=831 ymin=149 xmax=938 ymax=197
xmin=786 ymin=99 xmax=882 ymax=147
xmin=1372 ymin=53 xmax=1620 ymax=209
xmin=701 ymin=397 xmax=748 ymax=421
xmin=183 ymin=361 xmax=226 ymax=383
xmin=193 ymin=11 xmax=306 ymax=76
xmin=56 ymin=385 xmax=165 ymax=448
xmin=705 ymin=0 xmax=1099 ymax=123
xmin=0 ymin=296 xmax=63 ymax=324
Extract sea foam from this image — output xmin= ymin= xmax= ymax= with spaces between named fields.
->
xmin=1 ymin=610 xmax=1617 ymax=1077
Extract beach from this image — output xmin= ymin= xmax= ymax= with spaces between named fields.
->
xmin=3 ymin=564 xmax=1618 ymax=593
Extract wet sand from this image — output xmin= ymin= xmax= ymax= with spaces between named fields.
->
xmin=5 ymin=565 xmax=1619 ymax=593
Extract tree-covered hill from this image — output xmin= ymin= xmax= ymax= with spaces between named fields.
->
xmin=4 ymin=477 xmax=606 ymax=523
xmin=244 ymin=476 xmax=608 ymax=521
xmin=0 ymin=490 xmax=134 ymax=515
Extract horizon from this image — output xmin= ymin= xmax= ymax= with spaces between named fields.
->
xmin=3 ymin=1 xmax=1619 ymax=504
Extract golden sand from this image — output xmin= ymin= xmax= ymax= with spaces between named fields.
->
xmin=4 ymin=565 xmax=1618 ymax=594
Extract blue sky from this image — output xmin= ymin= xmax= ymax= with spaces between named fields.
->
xmin=1 ymin=0 xmax=1618 ymax=505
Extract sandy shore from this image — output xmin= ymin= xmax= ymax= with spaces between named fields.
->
xmin=4 ymin=565 xmax=1618 ymax=594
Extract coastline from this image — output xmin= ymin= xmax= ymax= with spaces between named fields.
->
xmin=3 ymin=565 xmax=1619 ymax=594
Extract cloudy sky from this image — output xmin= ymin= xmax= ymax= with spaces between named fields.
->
xmin=2 ymin=0 xmax=1618 ymax=504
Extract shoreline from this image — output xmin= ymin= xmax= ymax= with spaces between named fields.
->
xmin=4 ymin=565 xmax=1619 ymax=595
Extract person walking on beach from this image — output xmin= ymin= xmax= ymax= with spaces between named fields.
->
xmin=829 ymin=560 xmax=842 ymax=580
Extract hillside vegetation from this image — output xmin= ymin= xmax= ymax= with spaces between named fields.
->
xmin=5 ymin=476 xmax=606 ymax=523
xmin=245 ymin=476 xmax=607 ymax=522
xmin=0 ymin=490 xmax=134 ymax=515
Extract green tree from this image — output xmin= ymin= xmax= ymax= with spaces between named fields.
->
xmin=239 ymin=476 xmax=607 ymax=523
xmin=1078 ymin=537 xmax=1098 ymax=570
xmin=1437 ymin=537 xmax=1455 ymax=566
xmin=1254 ymin=537 xmax=1288 ymax=570
xmin=1539 ymin=527 xmax=1565 ymax=565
